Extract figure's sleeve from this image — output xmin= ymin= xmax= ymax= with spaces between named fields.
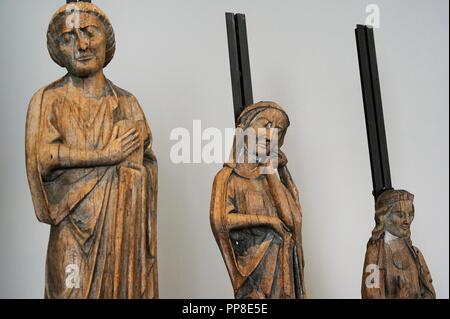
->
xmin=128 ymin=95 xmax=156 ymax=162
xmin=143 ymin=123 xmax=158 ymax=259
xmin=210 ymin=168 xmax=245 ymax=290
xmin=26 ymin=88 xmax=53 ymax=224
xmin=142 ymin=117 xmax=157 ymax=215
xmin=37 ymin=99 xmax=64 ymax=179
xmin=128 ymin=95 xmax=158 ymax=261
xmin=143 ymin=122 xmax=156 ymax=164
xmin=210 ymin=169 xmax=234 ymax=234
xmin=413 ymin=246 xmax=436 ymax=299
xmin=225 ymin=179 xmax=237 ymax=216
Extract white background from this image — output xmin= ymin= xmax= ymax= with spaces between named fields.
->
xmin=0 ymin=0 xmax=448 ymax=299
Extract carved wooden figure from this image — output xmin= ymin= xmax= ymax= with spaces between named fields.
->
xmin=362 ymin=190 xmax=436 ymax=299
xmin=356 ymin=25 xmax=435 ymax=299
xmin=210 ymin=102 xmax=306 ymax=299
xmin=25 ymin=1 xmax=158 ymax=299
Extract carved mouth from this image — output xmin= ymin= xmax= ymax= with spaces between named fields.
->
xmin=76 ymin=55 xmax=95 ymax=62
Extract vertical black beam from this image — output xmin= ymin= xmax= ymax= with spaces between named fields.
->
xmin=226 ymin=12 xmax=254 ymax=124
xmin=235 ymin=14 xmax=254 ymax=111
xmin=226 ymin=13 xmax=244 ymax=123
xmin=355 ymin=25 xmax=392 ymax=199
xmin=365 ymin=27 xmax=392 ymax=191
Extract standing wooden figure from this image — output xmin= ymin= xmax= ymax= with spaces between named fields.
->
xmin=356 ymin=25 xmax=435 ymax=299
xmin=210 ymin=102 xmax=306 ymax=299
xmin=210 ymin=13 xmax=306 ymax=299
xmin=25 ymin=1 xmax=158 ymax=299
xmin=362 ymin=190 xmax=435 ymax=299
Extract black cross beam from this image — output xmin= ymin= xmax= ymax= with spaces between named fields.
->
xmin=226 ymin=12 xmax=254 ymax=125
xmin=67 ymin=0 xmax=91 ymax=3
xmin=355 ymin=25 xmax=393 ymax=199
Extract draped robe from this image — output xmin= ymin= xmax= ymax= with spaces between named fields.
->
xmin=25 ymin=77 xmax=158 ymax=299
xmin=362 ymin=235 xmax=436 ymax=299
xmin=210 ymin=159 xmax=306 ymax=299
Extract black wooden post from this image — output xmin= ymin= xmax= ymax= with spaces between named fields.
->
xmin=355 ymin=25 xmax=393 ymax=199
xmin=226 ymin=12 xmax=254 ymax=125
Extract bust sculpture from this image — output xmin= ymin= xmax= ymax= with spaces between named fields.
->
xmin=25 ymin=1 xmax=158 ymax=299
xmin=210 ymin=102 xmax=306 ymax=299
xmin=362 ymin=190 xmax=436 ymax=299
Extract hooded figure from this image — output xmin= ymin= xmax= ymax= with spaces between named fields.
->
xmin=362 ymin=190 xmax=435 ymax=299
xmin=25 ymin=2 xmax=158 ymax=299
xmin=210 ymin=102 xmax=306 ymax=299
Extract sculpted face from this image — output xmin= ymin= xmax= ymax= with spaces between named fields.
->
xmin=249 ymin=109 xmax=289 ymax=158
xmin=385 ymin=200 xmax=415 ymax=238
xmin=57 ymin=12 xmax=106 ymax=77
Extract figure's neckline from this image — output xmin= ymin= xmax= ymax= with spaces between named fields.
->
xmin=384 ymin=231 xmax=400 ymax=244
xmin=60 ymin=75 xmax=119 ymax=111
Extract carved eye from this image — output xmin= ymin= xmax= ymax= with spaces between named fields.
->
xmin=394 ymin=211 xmax=405 ymax=219
xmin=87 ymin=26 xmax=101 ymax=39
xmin=266 ymin=122 xmax=273 ymax=129
xmin=85 ymin=26 xmax=96 ymax=37
xmin=62 ymin=33 xmax=72 ymax=44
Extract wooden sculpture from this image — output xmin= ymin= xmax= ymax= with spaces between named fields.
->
xmin=25 ymin=0 xmax=158 ymax=299
xmin=210 ymin=102 xmax=306 ymax=299
xmin=362 ymin=190 xmax=435 ymax=299
xmin=356 ymin=25 xmax=435 ymax=299
xmin=210 ymin=13 xmax=306 ymax=299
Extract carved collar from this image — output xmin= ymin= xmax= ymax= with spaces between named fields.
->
xmin=384 ymin=231 xmax=400 ymax=244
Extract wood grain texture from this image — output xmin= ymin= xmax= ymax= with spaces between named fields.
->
xmin=362 ymin=190 xmax=435 ymax=299
xmin=25 ymin=2 xmax=158 ymax=299
xmin=210 ymin=102 xmax=306 ymax=299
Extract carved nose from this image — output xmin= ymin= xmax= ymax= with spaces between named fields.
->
xmin=77 ymin=36 xmax=89 ymax=51
xmin=75 ymin=30 xmax=89 ymax=51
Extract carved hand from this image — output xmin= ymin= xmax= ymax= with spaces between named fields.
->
xmin=102 ymin=126 xmax=141 ymax=164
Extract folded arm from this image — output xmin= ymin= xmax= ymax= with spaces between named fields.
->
xmin=226 ymin=213 xmax=290 ymax=237
xmin=39 ymin=127 xmax=141 ymax=178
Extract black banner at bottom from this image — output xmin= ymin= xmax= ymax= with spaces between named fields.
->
xmin=1 ymin=299 xmax=447 ymax=318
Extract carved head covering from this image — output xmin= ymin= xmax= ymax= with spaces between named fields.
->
xmin=227 ymin=102 xmax=291 ymax=176
xmin=236 ymin=101 xmax=291 ymax=130
xmin=236 ymin=101 xmax=290 ymax=155
xmin=47 ymin=1 xmax=116 ymax=68
xmin=370 ymin=189 xmax=415 ymax=242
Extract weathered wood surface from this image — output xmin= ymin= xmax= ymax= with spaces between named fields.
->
xmin=362 ymin=190 xmax=436 ymax=299
xmin=210 ymin=102 xmax=306 ymax=299
xmin=25 ymin=1 xmax=158 ymax=299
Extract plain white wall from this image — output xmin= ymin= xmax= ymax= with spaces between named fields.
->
xmin=0 ymin=0 xmax=448 ymax=299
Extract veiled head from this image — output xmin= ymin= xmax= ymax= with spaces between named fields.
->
xmin=47 ymin=2 xmax=115 ymax=77
xmin=235 ymin=102 xmax=290 ymax=161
